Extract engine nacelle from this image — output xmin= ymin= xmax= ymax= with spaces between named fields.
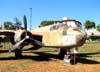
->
xmin=14 ymin=30 xmax=33 ymax=45
xmin=10 ymin=29 xmax=42 ymax=50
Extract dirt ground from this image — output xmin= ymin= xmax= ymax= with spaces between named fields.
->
xmin=0 ymin=50 xmax=100 ymax=72
xmin=0 ymin=60 xmax=100 ymax=72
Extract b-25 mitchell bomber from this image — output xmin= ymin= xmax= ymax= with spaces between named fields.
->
xmin=0 ymin=16 xmax=87 ymax=64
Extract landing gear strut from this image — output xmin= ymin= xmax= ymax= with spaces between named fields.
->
xmin=70 ymin=53 xmax=77 ymax=65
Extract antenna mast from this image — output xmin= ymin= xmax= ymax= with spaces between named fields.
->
xmin=30 ymin=8 xmax=32 ymax=30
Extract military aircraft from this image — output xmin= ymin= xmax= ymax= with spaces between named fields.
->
xmin=0 ymin=15 xmax=87 ymax=64
xmin=85 ymin=29 xmax=100 ymax=41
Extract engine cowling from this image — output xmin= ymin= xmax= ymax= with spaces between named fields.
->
xmin=10 ymin=29 xmax=42 ymax=50
xmin=14 ymin=30 xmax=33 ymax=45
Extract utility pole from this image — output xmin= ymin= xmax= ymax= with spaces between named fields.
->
xmin=30 ymin=8 xmax=32 ymax=30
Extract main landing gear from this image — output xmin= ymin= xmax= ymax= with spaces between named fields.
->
xmin=59 ymin=48 xmax=78 ymax=65
xmin=15 ymin=46 xmax=23 ymax=58
xmin=15 ymin=49 xmax=22 ymax=58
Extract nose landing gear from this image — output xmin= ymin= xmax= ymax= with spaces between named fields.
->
xmin=64 ymin=50 xmax=78 ymax=65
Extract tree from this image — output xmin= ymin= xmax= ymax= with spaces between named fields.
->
xmin=84 ymin=20 xmax=95 ymax=30
xmin=3 ymin=21 xmax=15 ymax=30
xmin=39 ymin=20 xmax=54 ymax=27
xmin=96 ymin=24 xmax=100 ymax=31
xmin=14 ymin=18 xmax=22 ymax=30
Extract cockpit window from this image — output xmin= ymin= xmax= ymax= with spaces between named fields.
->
xmin=76 ymin=21 xmax=82 ymax=28
xmin=67 ymin=21 xmax=76 ymax=27
xmin=67 ymin=21 xmax=81 ymax=28
xmin=50 ymin=25 xmax=58 ymax=30
xmin=50 ymin=24 xmax=67 ymax=31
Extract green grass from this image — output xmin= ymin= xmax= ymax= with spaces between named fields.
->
xmin=77 ymin=42 xmax=100 ymax=63
xmin=0 ymin=42 xmax=100 ymax=64
xmin=0 ymin=42 xmax=100 ymax=55
xmin=79 ymin=42 xmax=100 ymax=53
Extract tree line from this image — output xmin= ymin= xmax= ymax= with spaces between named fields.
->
xmin=0 ymin=18 xmax=24 ymax=30
xmin=39 ymin=20 xmax=100 ymax=31
xmin=0 ymin=19 xmax=100 ymax=31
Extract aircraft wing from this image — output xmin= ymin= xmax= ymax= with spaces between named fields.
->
xmin=0 ymin=30 xmax=15 ymax=36
xmin=0 ymin=30 xmax=16 ymax=44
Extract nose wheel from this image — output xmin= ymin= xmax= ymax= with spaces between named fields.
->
xmin=63 ymin=49 xmax=78 ymax=65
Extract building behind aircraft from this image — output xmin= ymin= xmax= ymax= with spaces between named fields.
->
xmin=85 ymin=28 xmax=100 ymax=41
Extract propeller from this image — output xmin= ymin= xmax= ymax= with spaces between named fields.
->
xmin=9 ymin=36 xmax=28 ymax=52
xmin=29 ymin=38 xmax=43 ymax=46
xmin=9 ymin=15 xmax=43 ymax=52
xmin=9 ymin=15 xmax=28 ymax=52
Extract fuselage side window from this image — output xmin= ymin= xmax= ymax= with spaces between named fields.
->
xmin=62 ymin=29 xmax=67 ymax=35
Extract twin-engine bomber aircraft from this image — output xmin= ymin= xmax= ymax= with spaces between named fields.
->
xmin=0 ymin=15 xmax=87 ymax=64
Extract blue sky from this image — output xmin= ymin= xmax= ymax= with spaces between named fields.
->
xmin=0 ymin=0 xmax=100 ymax=29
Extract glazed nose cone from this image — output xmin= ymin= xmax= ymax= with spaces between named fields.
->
xmin=66 ymin=27 xmax=87 ymax=47
xmin=72 ymin=28 xmax=87 ymax=46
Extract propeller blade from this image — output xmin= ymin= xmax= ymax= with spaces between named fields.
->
xmin=29 ymin=38 xmax=43 ymax=46
xmin=9 ymin=38 xmax=26 ymax=52
xmin=23 ymin=15 xmax=28 ymax=37
xmin=23 ymin=15 xmax=27 ymax=31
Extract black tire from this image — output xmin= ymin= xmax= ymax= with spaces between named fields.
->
xmin=15 ymin=49 xmax=23 ymax=58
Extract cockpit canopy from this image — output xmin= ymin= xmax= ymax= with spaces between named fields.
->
xmin=50 ymin=20 xmax=81 ymax=31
